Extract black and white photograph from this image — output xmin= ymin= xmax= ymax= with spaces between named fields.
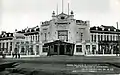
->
xmin=0 ymin=0 xmax=120 ymax=75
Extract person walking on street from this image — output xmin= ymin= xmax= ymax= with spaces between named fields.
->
xmin=18 ymin=51 xmax=20 ymax=58
xmin=12 ymin=51 xmax=15 ymax=58
xmin=2 ymin=50 xmax=5 ymax=58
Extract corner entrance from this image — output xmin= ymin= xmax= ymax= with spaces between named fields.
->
xmin=43 ymin=40 xmax=75 ymax=56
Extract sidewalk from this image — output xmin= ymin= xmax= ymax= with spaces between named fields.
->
xmin=1 ymin=55 xmax=120 ymax=64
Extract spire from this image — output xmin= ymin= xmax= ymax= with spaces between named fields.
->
xmin=62 ymin=0 xmax=64 ymax=13
xmin=57 ymin=3 xmax=58 ymax=15
xmin=68 ymin=2 xmax=69 ymax=15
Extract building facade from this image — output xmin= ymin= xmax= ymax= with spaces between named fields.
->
xmin=0 ymin=11 xmax=120 ymax=57
xmin=40 ymin=11 xmax=91 ymax=56
xmin=89 ymin=25 xmax=120 ymax=56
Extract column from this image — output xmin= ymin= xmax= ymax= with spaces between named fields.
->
xmin=53 ymin=45 xmax=54 ymax=54
xmin=111 ymin=45 xmax=113 ymax=54
xmin=8 ymin=42 xmax=10 ymax=55
xmin=33 ymin=45 xmax=36 ymax=55
xmin=103 ymin=45 xmax=104 ymax=55
xmin=26 ymin=45 xmax=29 ymax=55
xmin=4 ymin=42 xmax=6 ymax=52
xmin=64 ymin=44 xmax=66 ymax=54
xmin=82 ymin=44 xmax=85 ymax=55
xmin=96 ymin=33 xmax=98 ymax=43
xmin=39 ymin=44 xmax=42 ymax=56
xmin=12 ymin=41 xmax=15 ymax=55
xmin=71 ymin=45 xmax=73 ymax=55
xmin=57 ymin=44 xmax=60 ymax=55
xmin=19 ymin=43 xmax=21 ymax=54
xmin=90 ymin=44 xmax=92 ymax=55
xmin=96 ymin=45 xmax=98 ymax=55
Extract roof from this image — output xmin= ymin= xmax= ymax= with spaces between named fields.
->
xmin=90 ymin=25 xmax=120 ymax=32
xmin=17 ymin=25 xmax=40 ymax=34
xmin=101 ymin=25 xmax=116 ymax=30
xmin=56 ymin=12 xmax=68 ymax=17
xmin=0 ymin=32 xmax=13 ymax=40
xmin=43 ymin=40 xmax=75 ymax=46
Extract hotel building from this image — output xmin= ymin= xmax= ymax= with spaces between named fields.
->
xmin=0 ymin=11 xmax=120 ymax=57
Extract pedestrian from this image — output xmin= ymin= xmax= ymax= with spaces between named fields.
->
xmin=18 ymin=52 xmax=20 ymax=58
xmin=14 ymin=48 xmax=17 ymax=58
xmin=2 ymin=50 xmax=5 ymax=59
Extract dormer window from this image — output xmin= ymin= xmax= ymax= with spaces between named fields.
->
xmin=9 ymin=34 xmax=11 ymax=36
xmin=96 ymin=27 xmax=98 ymax=30
xmin=102 ymin=28 xmax=104 ymax=31
xmin=114 ymin=29 xmax=116 ymax=31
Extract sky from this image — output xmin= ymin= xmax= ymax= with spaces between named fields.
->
xmin=0 ymin=0 xmax=120 ymax=33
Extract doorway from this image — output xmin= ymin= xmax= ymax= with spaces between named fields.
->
xmin=59 ymin=45 xmax=65 ymax=55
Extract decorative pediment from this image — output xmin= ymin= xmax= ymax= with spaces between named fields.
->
xmin=57 ymin=13 xmax=68 ymax=20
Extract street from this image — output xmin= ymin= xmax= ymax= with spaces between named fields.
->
xmin=1 ymin=56 xmax=120 ymax=75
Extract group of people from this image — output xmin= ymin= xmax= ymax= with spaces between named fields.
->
xmin=12 ymin=48 xmax=21 ymax=58
xmin=12 ymin=52 xmax=21 ymax=58
xmin=0 ymin=50 xmax=21 ymax=58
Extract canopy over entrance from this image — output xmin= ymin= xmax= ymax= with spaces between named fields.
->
xmin=43 ymin=40 xmax=75 ymax=56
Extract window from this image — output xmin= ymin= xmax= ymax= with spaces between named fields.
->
xmin=0 ymin=43 xmax=1 ymax=51
xmin=86 ymin=45 xmax=90 ymax=53
xmin=21 ymin=42 xmax=24 ymax=44
xmin=36 ymin=35 xmax=37 ymax=41
xmin=6 ymin=42 xmax=8 ymax=53
xmin=45 ymin=33 xmax=47 ymax=41
xmin=94 ymin=35 xmax=96 ymax=42
xmin=98 ymin=35 xmax=100 ymax=41
xmin=33 ymin=35 xmax=34 ymax=41
xmin=104 ymin=35 xmax=106 ymax=41
xmin=31 ymin=36 xmax=32 ymax=41
xmin=113 ymin=35 xmax=115 ymax=41
xmin=58 ymin=30 xmax=68 ymax=41
xmin=110 ymin=35 xmax=112 ymax=41
xmin=42 ymin=47 xmax=48 ymax=52
xmin=61 ymin=16 xmax=65 ymax=19
xmin=81 ymin=33 xmax=83 ymax=41
xmin=91 ymin=34 xmax=93 ymax=42
xmin=21 ymin=47 xmax=25 ymax=53
xmin=92 ymin=45 xmax=96 ymax=54
xmin=66 ymin=45 xmax=72 ymax=52
xmin=10 ymin=46 xmax=12 ymax=51
xmin=38 ymin=35 xmax=40 ymax=42
xmin=36 ymin=45 xmax=39 ymax=55
xmin=3 ymin=43 xmax=4 ymax=51
xmin=29 ymin=45 xmax=34 ymax=55
xmin=101 ymin=35 xmax=103 ymax=41
xmin=116 ymin=36 xmax=118 ymax=41
xmin=107 ymin=35 xmax=109 ymax=41
xmin=54 ymin=45 xmax=57 ymax=52
xmin=76 ymin=45 xmax=82 ymax=52
xmin=10 ymin=42 xmax=12 ymax=45
xmin=16 ymin=42 xmax=19 ymax=44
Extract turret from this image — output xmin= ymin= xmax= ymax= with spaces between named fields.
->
xmin=69 ymin=10 xmax=74 ymax=20
xmin=52 ymin=11 xmax=56 ymax=20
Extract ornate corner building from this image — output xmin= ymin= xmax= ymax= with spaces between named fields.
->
xmin=0 ymin=11 xmax=120 ymax=57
